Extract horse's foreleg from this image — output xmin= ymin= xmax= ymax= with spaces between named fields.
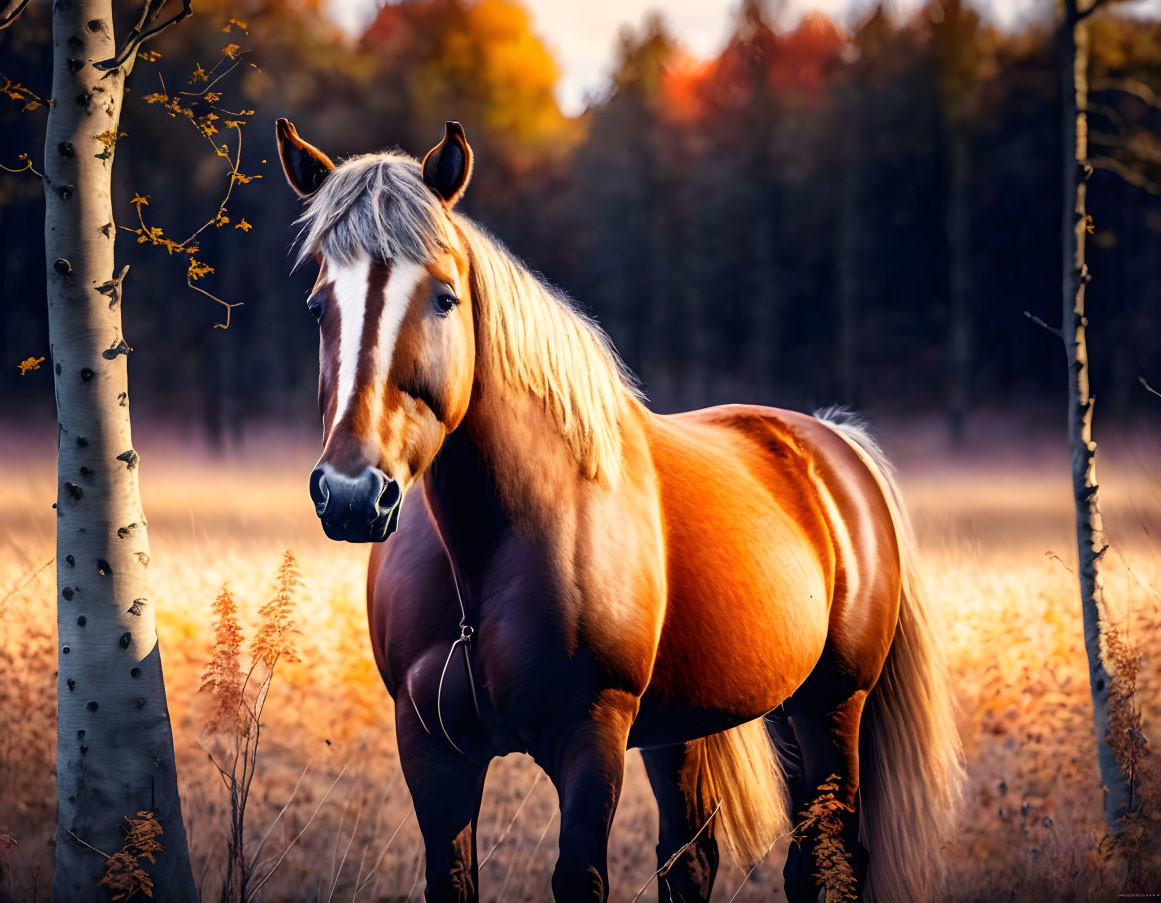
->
xmin=536 ymin=694 xmax=635 ymax=903
xmin=641 ymin=742 xmax=720 ymax=903
xmin=397 ymin=695 xmax=490 ymax=903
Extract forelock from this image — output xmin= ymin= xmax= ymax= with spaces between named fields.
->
xmin=293 ymin=151 xmax=455 ymax=269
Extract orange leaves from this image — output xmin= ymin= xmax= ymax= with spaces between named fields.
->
xmin=137 ymin=50 xmax=162 ymax=63
xmin=187 ymin=259 xmax=214 ymax=281
xmin=221 ymin=43 xmax=242 ymax=61
xmin=131 ymin=193 xmax=150 ymax=211
xmin=199 ymin=587 xmax=244 ymax=734
xmin=188 ymin=62 xmax=209 ymax=84
xmin=94 ymin=127 xmax=125 ymax=149
xmin=97 ymin=811 xmax=165 ymax=901
xmin=222 ymin=17 xmax=248 ymax=33
xmin=0 ymin=77 xmax=46 ymax=113
xmin=252 ymin=550 xmax=302 ymax=670
xmin=235 ymin=218 xmax=252 ymax=232
xmin=16 ymin=356 xmax=44 ymax=375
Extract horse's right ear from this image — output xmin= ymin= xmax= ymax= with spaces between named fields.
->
xmin=276 ymin=118 xmax=335 ymax=197
xmin=421 ymin=121 xmax=473 ymax=207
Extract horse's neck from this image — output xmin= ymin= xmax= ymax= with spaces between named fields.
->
xmin=421 ymin=354 xmax=586 ymax=593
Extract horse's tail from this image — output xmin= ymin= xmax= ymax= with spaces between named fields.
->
xmin=688 ymin=718 xmax=791 ymax=867
xmin=816 ymin=408 xmax=965 ymax=902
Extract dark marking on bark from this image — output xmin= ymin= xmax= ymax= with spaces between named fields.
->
xmin=74 ymin=93 xmax=88 ymax=108
xmin=62 ymin=586 xmax=74 ymax=600
xmin=67 ymin=678 xmax=75 ymax=690
xmin=76 ymin=436 xmax=88 ymax=447
xmin=79 ymin=466 xmax=91 ymax=477
xmin=96 ymin=265 xmax=128 ymax=308
xmin=117 ymin=392 xmax=127 ymax=406
xmin=116 ymin=449 xmax=139 ymax=469
xmin=117 ymin=522 xmax=137 ymax=539
xmin=65 ymin=482 xmax=82 ymax=500
xmin=55 ymin=363 xmax=62 ymax=376
xmin=80 ymin=744 xmax=88 ymax=755
xmin=67 ymin=58 xmax=84 ymax=72
xmin=62 ymin=646 xmax=70 ymax=654
xmin=79 ymin=368 xmax=94 ymax=382
xmin=135 ymin=552 xmax=150 ymax=566
xmin=59 ymin=142 xmax=74 ymax=157
xmin=127 ymin=599 xmax=145 ymax=616
xmin=86 ymin=701 xmax=98 ymax=712
xmin=130 ymin=668 xmax=141 ymax=679
xmin=99 ymin=222 xmax=113 ymax=238
xmin=76 ymin=615 xmax=86 ymax=626
xmin=136 ymin=697 xmax=146 ymax=709
xmin=119 ymin=632 xmax=131 ymax=649
xmin=94 ymin=146 xmax=111 ymax=161
xmin=77 ymin=730 xmax=84 ymax=739
xmin=102 ymin=339 xmax=132 ymax=360
xmin=59 ymin=184 xmax=75 ymax=200
xmin=53 ymin=258 xmax=72 ymax=279
xmin=66 ymin=554 xmax=75 ymax=567
xmin=86 ymin=18 xmax=101 ymax=31
xmin=96 ymin=559 xmax=112 ymax=576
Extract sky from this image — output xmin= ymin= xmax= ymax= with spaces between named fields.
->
xmin=327 ymin=0 xmax=1161 ymax=115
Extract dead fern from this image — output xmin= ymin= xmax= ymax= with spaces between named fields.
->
xmin=799 ymin=775 xmax=858 ymax=903
xmin=198 ymin=550 xmax=302 ymax=903
xmin=97 ymin=812 xmax=164 ymax=902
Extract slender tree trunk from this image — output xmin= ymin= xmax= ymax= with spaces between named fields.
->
xmin=44 ymin=0 xmax=197 ymax=897
xmin=1059 ymin=1 xmax=1131 ymax=831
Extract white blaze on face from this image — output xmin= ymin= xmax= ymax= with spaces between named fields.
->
xmin=325 ymin=252 xmax=428 ymax=444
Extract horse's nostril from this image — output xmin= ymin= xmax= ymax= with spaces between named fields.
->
xmin=377 ymin=477 xmax=401 ymax=511
xmin=309 ymin=467 xmax=329 ymax=514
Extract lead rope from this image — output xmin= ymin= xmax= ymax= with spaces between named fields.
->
xmin=431 ymin=529 xmax=482 ymax=758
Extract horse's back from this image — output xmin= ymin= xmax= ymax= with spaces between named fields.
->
xmin=631 ymin=404 xmax=901 ymax=744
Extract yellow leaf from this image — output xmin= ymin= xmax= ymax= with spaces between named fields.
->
xmin=222 ymin=16 xmax=248 ymax=33
xmin=221 ymin=43 xmax=242 ymax=60
xmin=17 ymin=356 xmax=45 ymax=375
xmin=130 ymin=193 xmax=150 ymax=209
xmin=188 ymin=63 xmax=209 ymax=84
xmin=235 ymin=218 xmax=251 ymax=232
xmin=142 ymin=92 xmax=168 ymax=104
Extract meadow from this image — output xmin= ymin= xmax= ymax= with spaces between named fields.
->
xmin=1 ymin=413 xmax=1159 ymax=901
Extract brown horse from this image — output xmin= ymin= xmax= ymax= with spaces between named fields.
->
xmin=276 ymin=118 xmax=963 ymax=903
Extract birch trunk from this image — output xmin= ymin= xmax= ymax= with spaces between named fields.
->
xmin=44 ymin=0 xmax=197 ymax=896
xmin=1059 ymin=1 xmax=1131 ymax=831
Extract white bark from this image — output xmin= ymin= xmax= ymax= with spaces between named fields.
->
xmin=1059 ymin=1 xmax=1132 ymax=831
xmin=44 ymin=0 xmax=196 ymax=897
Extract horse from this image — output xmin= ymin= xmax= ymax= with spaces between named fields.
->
xmin=275 ymin=117 xmax=963 ymax=903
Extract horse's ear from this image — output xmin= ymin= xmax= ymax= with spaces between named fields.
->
xmin=276 ymin=118 xmax=335 ymax=197
xmin=421 ymin=121 xmax=473 ymax=207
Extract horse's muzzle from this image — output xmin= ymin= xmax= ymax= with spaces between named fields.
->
xmin=309 ymin=463 xmax=402 ymax=543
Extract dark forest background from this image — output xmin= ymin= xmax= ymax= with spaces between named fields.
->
xmin=2 ymin=0 xmax=1159 ymax=448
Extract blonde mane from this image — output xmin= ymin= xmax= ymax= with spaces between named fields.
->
xmin=294 ymin=151 xmax=640 ymax=484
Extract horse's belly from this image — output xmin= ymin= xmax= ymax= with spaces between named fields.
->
xmin=632 ymin=538 xmax=829 ymax=746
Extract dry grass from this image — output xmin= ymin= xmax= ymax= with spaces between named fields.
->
xmin=1 ymin=415 xmax=1160 ymax=901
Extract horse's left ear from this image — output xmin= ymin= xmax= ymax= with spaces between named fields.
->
xmin=421 ymin=121 xmax=473 ymax=207
xmin=276 ymin=118 xmax=335 ymax=197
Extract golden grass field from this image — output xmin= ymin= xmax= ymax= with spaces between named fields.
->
xmin=1 ymin=414 xmax=1159 ymax=901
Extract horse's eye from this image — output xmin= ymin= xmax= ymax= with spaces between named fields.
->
xmin=433 ymin=292 xmax=458 ymax=315
xmin=306 ymin=292 xmax=325 ymax=322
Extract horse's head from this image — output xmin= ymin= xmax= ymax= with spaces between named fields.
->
xmin=276 ymin=119 xmax=476 ymax=542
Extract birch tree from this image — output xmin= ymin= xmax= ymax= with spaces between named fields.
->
xmin=1057 ymin=0 xmax=1132 ymax=831
xmin=3 ymin=0 xmax=199 ymax=897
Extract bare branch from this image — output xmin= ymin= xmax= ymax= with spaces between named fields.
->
xmin=1092 ymin=77 xmax=1161 ymax=111
xmin=1076 ymin=0 xmax=1110 ymax=21
xmin=94 ymin=0 xmax=193 ymax=75
xmin=0 ymin=0 xmax=30 ymax=30
xmin=1090 ymin=155 xmax=1161 ymax=195
xmin=1024 ymin=310 xmax=1063 ymax=338
xmin=1140 ymin=376 xmax=1161 ymax=401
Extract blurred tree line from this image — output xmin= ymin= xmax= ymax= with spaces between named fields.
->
xmin=2 ymin=0 xmax=1159 ymax=447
